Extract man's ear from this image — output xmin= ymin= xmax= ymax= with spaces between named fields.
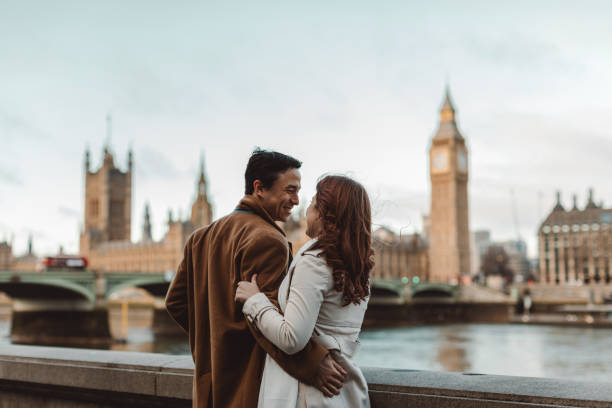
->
xmin=253 ymin=180 xmax=265 ymax=199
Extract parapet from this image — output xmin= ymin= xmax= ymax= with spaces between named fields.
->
xmin=0 ymin=344 xmax=611 ymax=407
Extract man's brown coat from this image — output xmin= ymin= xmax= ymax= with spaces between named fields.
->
xmin=165 ymin=195 xmax=328 ymax=407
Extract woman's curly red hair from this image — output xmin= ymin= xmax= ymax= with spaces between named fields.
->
xmin=310 ymin=175 xmax=374 ymax=305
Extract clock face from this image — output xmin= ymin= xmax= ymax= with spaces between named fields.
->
xmin=431 ymin=149 xmax=448 ymax=172
xmin=457 ymin=150 xmax=467 ymax=172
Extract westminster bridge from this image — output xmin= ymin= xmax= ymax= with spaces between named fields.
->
xmin=0 ymin=269 xmax=175 ymax=345
xmin=0 ymin=269 xmax=516 ymax=345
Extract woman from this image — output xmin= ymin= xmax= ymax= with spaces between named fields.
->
xmin=235 ymin=175 xmax=374 ymax=407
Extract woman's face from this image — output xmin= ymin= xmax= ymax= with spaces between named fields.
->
xmin=305 ymin=195 xmax=322 ymax=238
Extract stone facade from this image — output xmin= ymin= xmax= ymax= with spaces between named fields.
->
xmin=370 ymin=228 xmax=429 ymax=282
xmin=79 ymin=147 xmax=213 ymax=273
xmin=428 ymin=89 xmax=471 ymax=283
xmin=538 ymin=190 xmax=612 ymax=284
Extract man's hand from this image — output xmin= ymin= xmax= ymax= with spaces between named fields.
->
xmin=313 ymin=353 xmax=347 ymax=397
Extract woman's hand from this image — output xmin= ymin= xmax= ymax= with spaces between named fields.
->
xmin=235 ymin=274 xmax=261 ymax=303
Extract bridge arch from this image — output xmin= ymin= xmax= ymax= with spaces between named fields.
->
xmin=411 ymin=283 xmax=456 ymax=299
xmin=0 ymin=279 xmax=95 ymax=303
xmin=370 ymin=280 xmax=404 ymax=298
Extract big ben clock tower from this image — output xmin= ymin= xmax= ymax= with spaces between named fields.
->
xmin=428 ymin=87 xmax=470 ymax=283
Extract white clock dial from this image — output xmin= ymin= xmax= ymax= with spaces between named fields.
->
xmin=432 ymin=150 xmax=448 ymax=172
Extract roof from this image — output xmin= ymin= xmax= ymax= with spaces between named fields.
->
xmin=441 ymin=87 xmax=455 ymax=112
xmin=540 ymin=207 xmax=612 ymax=229
xmin=433 ymin=87 xmax=464 ymax=141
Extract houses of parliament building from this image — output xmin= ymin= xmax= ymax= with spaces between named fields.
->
xmin=3 ymin=88 xmax=472 ymax=284
xmin=79 ymin=146 xmax=212 ymax=273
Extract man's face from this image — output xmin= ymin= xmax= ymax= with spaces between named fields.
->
xmin=255 ymin=168 xmax=301 ymax=221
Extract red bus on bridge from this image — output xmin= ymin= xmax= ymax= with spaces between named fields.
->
xmin=42 ymin=256 xmax=88 ymax=271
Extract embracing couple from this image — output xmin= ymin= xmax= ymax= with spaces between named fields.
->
xmin=166 ymin=148 xmax=373 ymax=407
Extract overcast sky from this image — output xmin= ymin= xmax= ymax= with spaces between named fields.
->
xmin=1 ymin=1 xmax=612 ymax=258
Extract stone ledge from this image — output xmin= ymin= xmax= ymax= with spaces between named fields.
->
xmin=364 ymin=368 xmax=612 ymax=408
xmin=1 ymin=345 xmax=612 ymax=407
xmin=0 ymin=344 xmax=192 ymax=401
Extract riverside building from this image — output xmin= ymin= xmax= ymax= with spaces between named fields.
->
xmin=538 ymin=190 xmax=612 ymax=284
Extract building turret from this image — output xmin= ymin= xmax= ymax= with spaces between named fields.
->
xmin=433 ymin=87 xmax=464 ymax=141
xmin=553 ymin=191 xmax=565 ymax=212
xmin=79 ymin=118 xmax=132 ymax=251
xmin=440 ymin=86 xmax=456 ymax=124
xmin=85 ymin=149 xmax=90 ymax=172
xmin=190 ymin=154 xmax=213 ymax=228
xmin=27 ymin=234 xmax=33 ymax=256
xmin=128 ymin=148 xmax=133 ymax=172
xmin=142 ymin=203 xmax=152 ymax=241
xmin=102 ymin=146 xmax=114 ymax=167
xmin=586 ymin=188 xmax=598 ymax=209
xmin=572 ymin=194 xmax=578 ymax=211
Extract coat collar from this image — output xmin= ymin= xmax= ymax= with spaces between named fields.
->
xmin=236 ymin=195 xmax=286 ymax=236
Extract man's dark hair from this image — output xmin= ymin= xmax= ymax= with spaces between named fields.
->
xmin=244 ymin=148 xmax=302 ymax=194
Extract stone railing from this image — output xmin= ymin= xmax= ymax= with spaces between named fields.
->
xmin=1 ymin=344 xmax=611 ymax=407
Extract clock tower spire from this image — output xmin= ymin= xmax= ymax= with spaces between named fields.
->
xmin=428 ymin=87 xmax=471 ymax=283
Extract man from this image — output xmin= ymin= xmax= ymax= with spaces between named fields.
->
xmin=166 ymin=148 xmax=346 ymax=408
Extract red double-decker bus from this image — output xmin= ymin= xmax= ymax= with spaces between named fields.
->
xmin=42 ymin=256 xmax=88 ymax=271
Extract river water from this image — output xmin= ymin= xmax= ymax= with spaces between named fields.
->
xmin=3 ymin=321 xmax=612 ymax=382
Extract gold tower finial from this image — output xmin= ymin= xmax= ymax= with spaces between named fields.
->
xmin=440 ymin=86 xmax=455 ymax=124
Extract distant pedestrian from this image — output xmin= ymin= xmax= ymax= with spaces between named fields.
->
xmin=523 ymin=289 xmax=532 ymax=317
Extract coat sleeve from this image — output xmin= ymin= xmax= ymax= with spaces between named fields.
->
xmin=165 ymin=234 xmax=192 ymax=333
xmin=243 ymin=254 xmax=328 ymax=355
xmin=238 ymin=235 xmax=328 ymax=385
